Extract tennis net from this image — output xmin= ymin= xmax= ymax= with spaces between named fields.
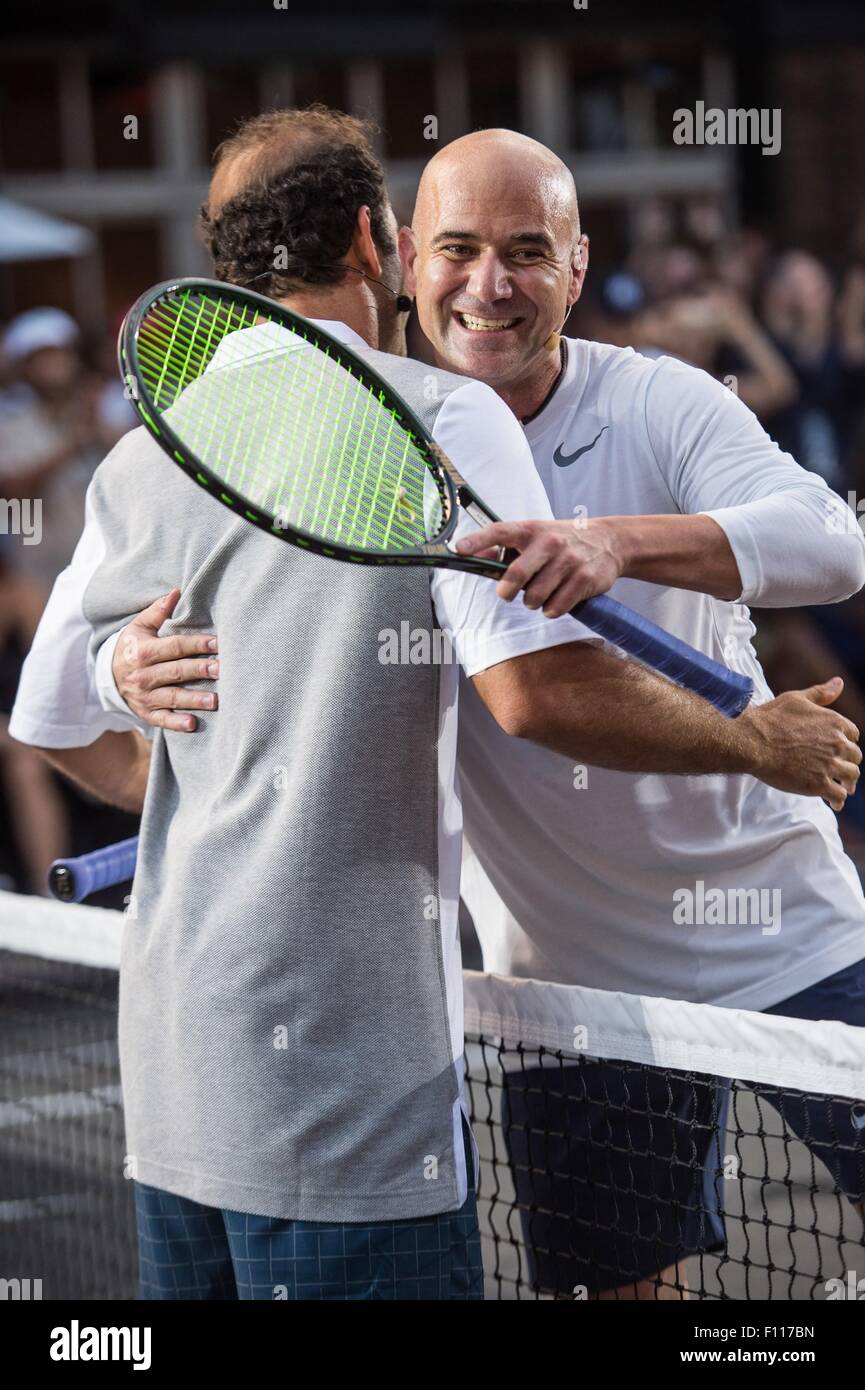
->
xmin=1 ymin=891 xmax=864 ymax=1301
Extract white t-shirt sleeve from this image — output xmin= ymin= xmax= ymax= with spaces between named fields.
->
xmin=94 ymin=628 xmax=138 ymax=718
xmin=644 ymin=356 xmax=865 ymax=607
xmin=428 ymin=379 xmax=594 ymax=676
xmin=8 ymin=491 xmax=140 ymax=748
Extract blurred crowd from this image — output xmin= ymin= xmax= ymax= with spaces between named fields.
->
xmin=0 ymin=308 xmax=139 ymax=894
xmin=2 ymin=195 xmax=865 ymax=894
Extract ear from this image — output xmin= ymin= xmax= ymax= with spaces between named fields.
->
xmin=398 ymin=226 xmax=418 ymax=296
xmin=567 ymin=233 xmax=590 ymax=309
xmin=351 ymin=205 xmax=382 ymax=278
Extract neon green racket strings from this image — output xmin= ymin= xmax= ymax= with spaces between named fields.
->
xmin=136 ymin=291 xmax=444 ymax=552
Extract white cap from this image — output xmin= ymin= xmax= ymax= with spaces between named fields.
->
xmin=3 ymin=307 xmax=80 ymax=362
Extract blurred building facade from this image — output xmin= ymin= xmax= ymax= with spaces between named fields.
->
xmin=1 ymin=0 xmax=864 ymax=322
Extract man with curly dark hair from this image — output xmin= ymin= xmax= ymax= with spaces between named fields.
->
xmin=200 ymin=106 xmax=408 ymax=352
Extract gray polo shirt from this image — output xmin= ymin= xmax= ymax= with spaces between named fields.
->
xmin=11 ymin=321 xmax=585 ymax=1221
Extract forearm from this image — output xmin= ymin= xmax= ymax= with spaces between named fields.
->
xmin=605 ymin=513 xmax=743 ymax=600
xmin=35 ymin=730 xmax=152 ymax=813
xmin=474 ymin=642 xmax=759 ymax=775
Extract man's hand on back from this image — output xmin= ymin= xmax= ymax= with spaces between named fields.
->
xmin=112 ymin=588 xmax=219 ymax=731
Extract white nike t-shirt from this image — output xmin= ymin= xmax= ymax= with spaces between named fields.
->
xmin=459 ymin=339 xmax=865 ymax=1010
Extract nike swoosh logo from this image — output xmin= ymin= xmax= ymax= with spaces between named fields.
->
xmin=553 ymin=425 xmax=609 ymax=467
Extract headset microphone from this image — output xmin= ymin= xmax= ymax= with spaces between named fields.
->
xmin=341 ymin=265 xmax=413 ymax=314
xmin=247 ymin=264 xmax=414 ymax=313
xmin=323 ymin=264 xmax=413 ymax=313
xmin=545 ymin=250 xmax=585 ymax=350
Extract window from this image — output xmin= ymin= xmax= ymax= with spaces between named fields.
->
xmin=0 ymin=60 xmax=63 ymax=172
xmin=3 ymin=259 xmax=74 ymax=319
xmin=90 ymin=64 xmax=155 ymax=170
xmin=100 ymin=222 xmax=162 ymax=322
xmin=466 ymin=49 xmax=519 ymax=131
xmin=382 ymin=57 xmax=436 ymax=158
xmin=293 ymin=64 xmax=348 ymax=114
xmin=204 ymin=67 xmax=261 ymax=159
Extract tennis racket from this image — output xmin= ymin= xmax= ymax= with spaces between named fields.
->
xmin=48 ymin=836 xmax=139 ymax=903
xmin=118 ymin=278 xmax=753 ymax=717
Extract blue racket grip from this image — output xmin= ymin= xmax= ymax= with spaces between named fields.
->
xmin=573 ymin=593 xmax=753 ymax=718
xmin=48 ymin=835 xmax=140 ymax=903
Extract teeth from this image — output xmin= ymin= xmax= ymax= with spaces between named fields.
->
xmin=459 ymin=313 xmax=518 ymax=331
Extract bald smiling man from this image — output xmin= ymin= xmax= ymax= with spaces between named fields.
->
xmin=402 ymin=129 xmax=865 ymax=1297
xmin=10 ymin=115 xmax=865 ymax=1300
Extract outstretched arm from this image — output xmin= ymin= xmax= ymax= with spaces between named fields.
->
xmin=458 ymin=354 xmax=865 ymax=614
xmin=89 ymin=592 xmax=860 ymax=810
xmin=472 ymin=642 xmax=860 ymax=811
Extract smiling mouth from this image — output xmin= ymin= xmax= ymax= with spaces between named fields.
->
xmin=455 ymin=312 xmax=521 ymax=332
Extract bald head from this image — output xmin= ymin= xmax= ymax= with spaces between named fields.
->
xmin=414 ymin=129 xmax=579 ymax=244
xmin=401 ymin=128 xmax=587 ymax=407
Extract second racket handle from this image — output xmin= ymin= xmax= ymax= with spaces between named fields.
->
xmin=48 ymin=836 xmax=140 ymax=903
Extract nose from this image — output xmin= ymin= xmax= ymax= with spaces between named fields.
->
xmin=464 ymin=250 xmax=513 ymax=305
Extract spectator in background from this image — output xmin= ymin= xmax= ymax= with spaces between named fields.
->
xmin=760 ymin=252 xmax=865 ymax=491
xmin=0 ymin=307 xmax=107 ymax=893
xmin=714 ymin=227 xmax=772 ymax=307
xmin=636 ymin=280 xmax=798 ymax=419
xmin=628 ymin=239 xmax=705 ymax=303
xmin=0 ymin=308 xmax=105 ymax=609
xmin=582 ymin=265 xmax=798 ymax=421
xmin=91 ymin=314 xmax=139 ymax=450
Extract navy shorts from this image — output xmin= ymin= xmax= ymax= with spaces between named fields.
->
xmin=503 ymin=956 xmax=865 ymax=1296
xmin=135 ymin=1118 xmax=483 ymax=1300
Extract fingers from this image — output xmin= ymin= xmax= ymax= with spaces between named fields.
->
xmin=133 ymin=588 xmax=183 ymax=636
xmin=125 ymin=668 xmax=218 ymax=714
xmin=535 ymin=568 xmax=597 ymax=618
xmin=838 ymin=715 xmax=861 ymax=745
xmin=816 ymin=716 xmax=861 ymax=807
xmin=522 ymin=560 xmax=590 ymax=616
xmin=130 ymin=657 xmax=220 ymax=695
xmin=822 ymin=733 xmax=861 ymax=808
xmin=801 ymin=676 xmax=844 ymax=707
xmin=456 ymin=521 xmax=535 ymax=558
xmin=143 ymin=708 xmax=202 ymax=734
xmin=139 ymin=684 xmax=218 ymax=714
xmin=497 ymin=533 xmax=565 ymax=604
xmin=111 ymin=591 xmax=220 ymax=734
xmin=124 ymin=632 xmax=219 ymax=666
xmin=457 ymin=519 xmax=621 ymax=616
xmin=828 ymin=761 xmax=859 ymax=798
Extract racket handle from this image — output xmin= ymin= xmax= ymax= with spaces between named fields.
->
xmin=572 ymin=593 xmax=753 ymax=718
xmin=48 ymin=836 xmax=140 ymax=903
